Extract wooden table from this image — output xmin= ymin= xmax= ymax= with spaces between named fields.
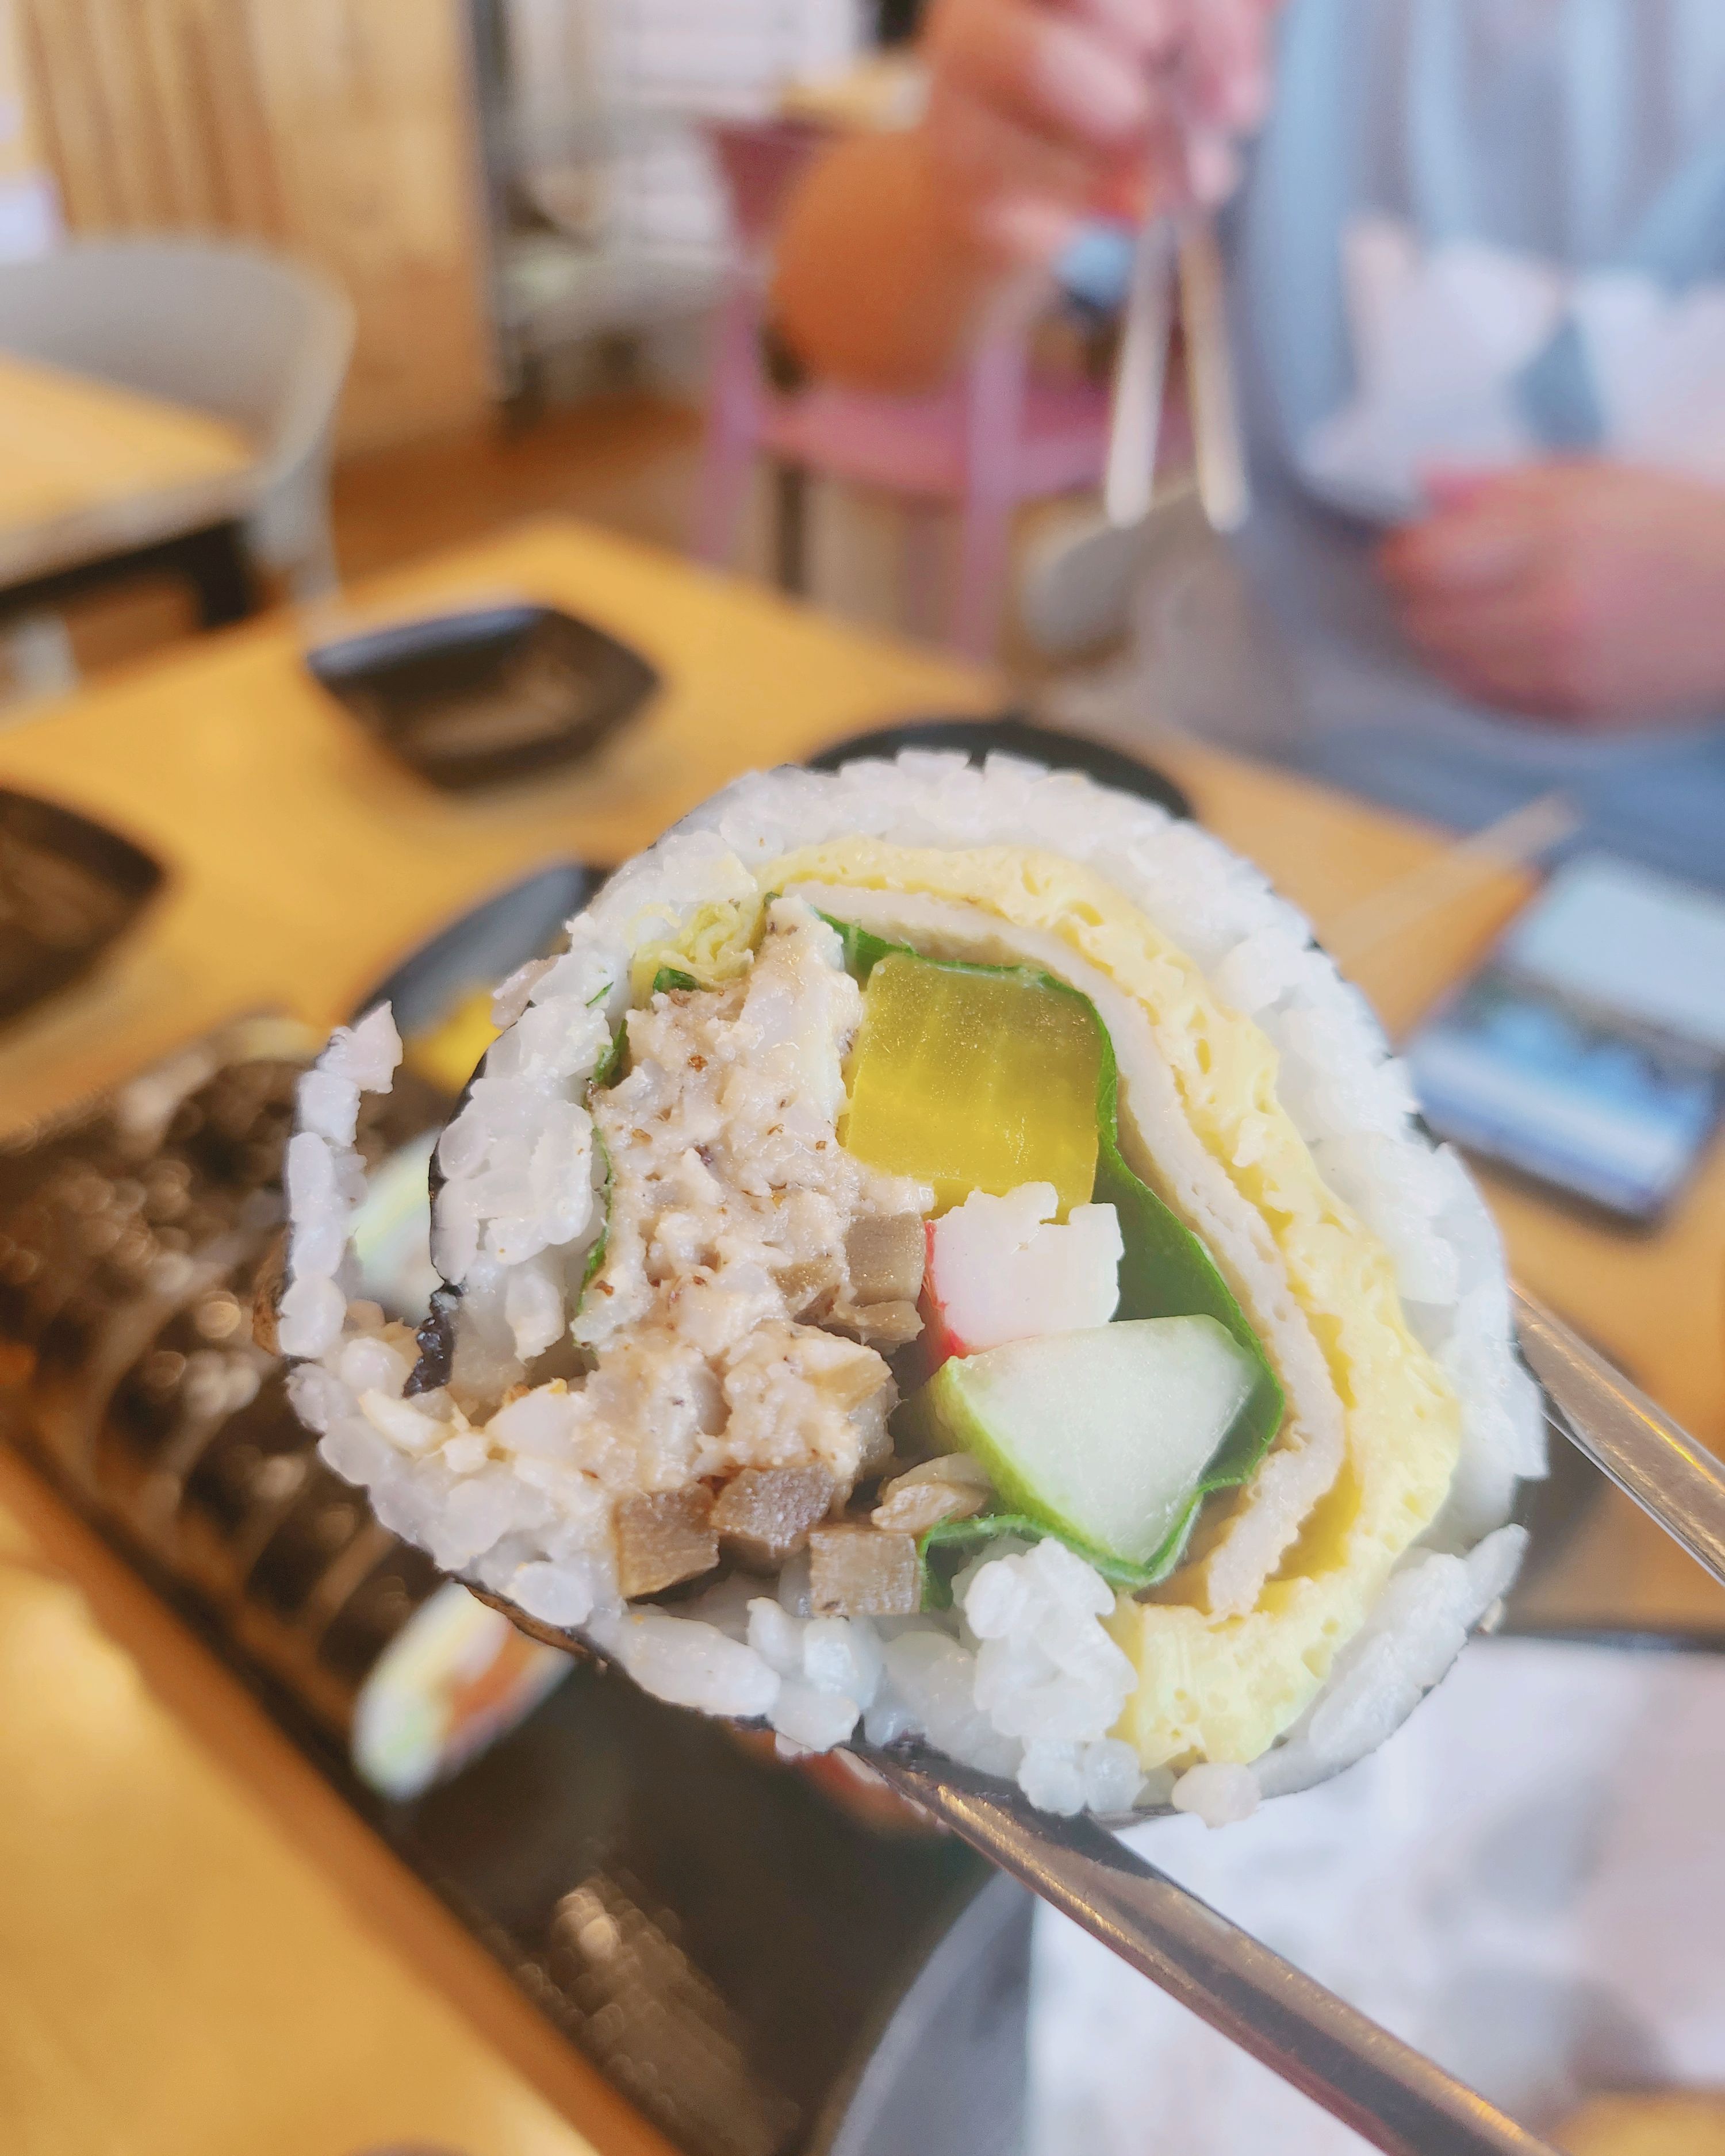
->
xmin=0 ymin=1448 xmax=661 ymax=2156
xmin=0 ymin=352 xmax=256 ymax=622
xmin=0 ymin=516 xmax=1000 ymax=1135
xmin=0 ymin=517 xmax=1719 ymax=2156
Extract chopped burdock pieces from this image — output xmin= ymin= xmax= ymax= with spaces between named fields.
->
xmin=845 ymin=1212 xmax=926 ymax=1306
xmin=831 ymin=1214 xmax=926 ymax=1345
xmin=802 ymin=1336 xmax=897 ymax=1413
xmin=711 ymin=1464 xmax=838 ymax=1571
xmin=854 ymin=1402 xmax=896 ymax=1478
xmin=842 ymin=1298 xmax=923 ymax=1348
xmin=808 ymin=1523 xmax=919 ymax=1616
xmin=615 ymin=1487 xmax=720 ymax=1597
xmin=882 ymin=1452 xmax=994 ymax=1498
xmin=773 ymin=1253 xmax=841 ymax=1319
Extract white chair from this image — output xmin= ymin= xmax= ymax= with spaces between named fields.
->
xmin=0 ymin=236 xmax=354 ymax=601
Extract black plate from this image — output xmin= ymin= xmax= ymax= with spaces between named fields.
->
xmin=806 ymin=711 xmax=1195 ymax=821
xmin=0 ymin=788 xmax=164 ymax=1024
xmin=307 ymin=604 xmax=658 ymax=791
xmin=356 ymin=860 xmax=604 ymax=1039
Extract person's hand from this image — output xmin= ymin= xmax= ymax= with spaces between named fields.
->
xmin=1377 ymin=462 xmax=1725 ymax=726
xmin=917 ymin=0 xmax=1281 ymax=267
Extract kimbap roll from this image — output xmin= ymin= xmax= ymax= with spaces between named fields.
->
xmin=280 ymin=753 xmax=1543 ymax=1820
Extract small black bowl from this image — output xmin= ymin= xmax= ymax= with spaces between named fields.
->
xmin=356 ymin=860 xmax=605 ymax=1039
xmin=307 ymin=603 xmax=658 ymax=791
xmin=806 ymin=711 xmax=1195 ymax=822
xmin=0 ymin=788 xmax=164 ymax=1023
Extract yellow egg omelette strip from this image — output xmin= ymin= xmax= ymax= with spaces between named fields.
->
xmin=761 ymin=840 xmax=1461 ymax=1768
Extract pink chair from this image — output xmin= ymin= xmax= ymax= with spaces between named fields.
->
xmin=693 ymin=119 xmax=1112 ymax=659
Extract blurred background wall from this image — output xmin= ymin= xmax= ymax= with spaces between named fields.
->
xmin=0 ymin=1 xmax=1032 ymax=682
xmin=6 ymin=0 xmax=492 ymax=446
xmin=0 ymin=0 xmax=57 ymax=256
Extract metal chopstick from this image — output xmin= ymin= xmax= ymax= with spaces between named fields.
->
xmin=1103 ymin=215 xmax=1176 ymax=530
xmin=1514 ymin=1285 xmax=1725 ymax=1589
xmin=858 ymin=1745 xmax=1562 ymax=2156
xmin=1178 ymin=213 xmax=1251 ymax=533
xmin=850 ymin=1310 xmax=1725 ymax=2156
xmin=1102 ymin=209 xmax=1251 ymax=536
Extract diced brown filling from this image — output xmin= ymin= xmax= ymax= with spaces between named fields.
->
xmin=833 ymin=1297 xmax=923 ymax=1348
xmin=805 ymin=1338 xmax=896 ymax=1412
xmin=853 ymin=1398 xmax=895 ymax=1478
xmin=615 ymin=1488 xmax=719 ymax=1597
xmin=830 ymin=1212 xmax=926 ymax=1348
xmin=845 ymin=1213 xmax=926 ymax=1304
xmin=808 ymin=1522 xmax=919 ymax=1616
xmin=566 ymin=922 xmax=968 ymax=1608
xmin=712 ymin=1464 xmax=838 ymax=1571
xmin=773 ymin=1254 xmax=842 ymax=1318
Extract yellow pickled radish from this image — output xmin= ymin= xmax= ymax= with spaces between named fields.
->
xmin=841 ymin=953 xmax=1101 ymax=1215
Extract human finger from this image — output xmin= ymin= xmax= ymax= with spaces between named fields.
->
xmin=1377 ymin=504 xmax=1541 ymax=599
xmin=1394 ymin=592 xmax=1592 ymax=716
xmin=927 ymin=0 xmax=1152 ymax=156
xmin=975 ymin=194 xmax=1091 ymax=261
xmin=1182 ymin=125 xmax=1241 ymax=205
xmin=1417 ymin=466 xmax=1511 ymax=516
xmin=928 ymin=75 xmax=1113 ymax=214
xmin=1182 ymin=0 xmax=1275 ymax=133
xmin=1055 ymin=0 xmax=1186 ymax=67
xmin=1396 ymin=590 xmax=1545 ymax=661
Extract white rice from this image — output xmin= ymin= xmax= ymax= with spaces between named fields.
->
xmin=283 ymin=753 xmax=1545 ymax=1818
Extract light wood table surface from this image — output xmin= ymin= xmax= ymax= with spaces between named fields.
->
xmin=0 ymin=516 xmax=1000 ymax=1135
xmin=0 ymin=516 xmax=1719 ymax=2156
xmin=0 ymin=352 xmax=254 ymax=587
xmin=0 ymin=1447 xmax=665 ymax=2156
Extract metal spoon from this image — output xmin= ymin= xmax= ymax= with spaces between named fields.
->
xmin=1177 ymin=213 xmax=1251 ymax=534
xmin=1032 ymin=209 xmax=1245 ymax=662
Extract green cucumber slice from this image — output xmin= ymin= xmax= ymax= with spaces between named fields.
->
xmin=904 ymin=1317 xmax=1257 ymax=1589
